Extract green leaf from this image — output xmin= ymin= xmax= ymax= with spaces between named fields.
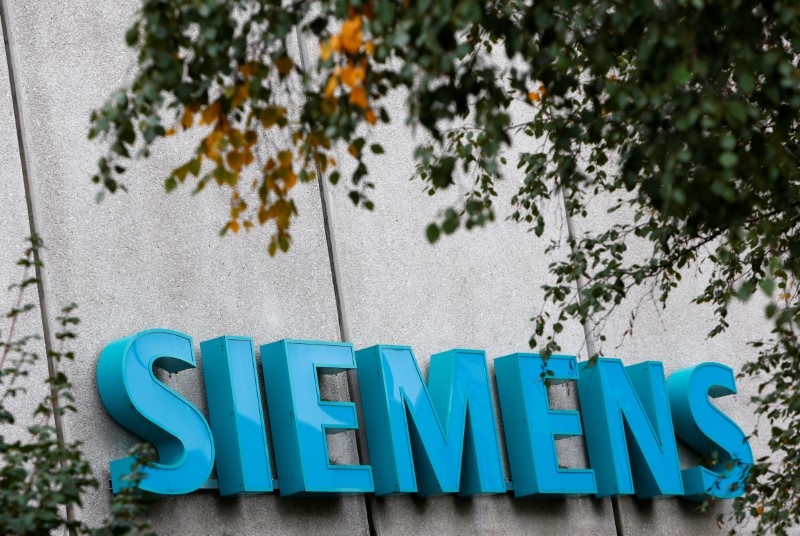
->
xmin=164 ymin=177 xmax=177 ymax=192
xmin=672 ymin=64 xmax=691 ymax=84
xmin=125 ymin=23 xmax=140 ymax=46
xmin=718 ymin=152 xmax=738 ymax=168
xmin=759 ymin=278 xmax=775 ymax=296
xmin=426 ymin=223 xmax=440 ymax=243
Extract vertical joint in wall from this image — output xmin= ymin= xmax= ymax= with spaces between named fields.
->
xmin=0 ymin=0 xmax=77 ymax=533
xmin=560 ymin=188 xmax=625 ymax=536
xmin=294 ymin=26 xmax=376 ymax=536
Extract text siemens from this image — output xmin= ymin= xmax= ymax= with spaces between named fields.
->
xmin=96 ymin=329 xmax=752 ymax=501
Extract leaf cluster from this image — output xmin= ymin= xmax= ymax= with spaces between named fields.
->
xmin=0 ymin=237 xmax=154 ymax=535
xmin=91 ymin=1 xmax=800 ymax=532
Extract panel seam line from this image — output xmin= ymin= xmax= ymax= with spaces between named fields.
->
xmin=0 ymin=0 xmax=78 ymax=532
xmin=560 ymin=188 xmax=625 ymax=536
xmin=294 ymin=26 xmax=377 ymax=536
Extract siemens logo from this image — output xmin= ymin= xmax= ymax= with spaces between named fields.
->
xmin=96 ymin=330 xmax=752 ymax=502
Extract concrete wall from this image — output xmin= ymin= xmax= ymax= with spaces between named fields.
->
xmin=325 ymin=93 xmax=614 ymax=535
xmin=2 ymin=1 xmax=365 ymax=533
xmin=569 ymin=196 xmax=772 ymax=535
xmin=0 ymin=19 xmax=50 ymax=446
xmin=0 ymin=2 xmax=771 ymax=535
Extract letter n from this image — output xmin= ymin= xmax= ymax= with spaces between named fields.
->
xmin=577 ymin=358 xmax=683 ymax=498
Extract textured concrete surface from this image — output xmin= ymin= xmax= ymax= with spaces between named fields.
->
xmin=0 ymin=0 xmax=781 ymax=534
xmin=571 ymin=195 xmax=771 ymax=535
xmin=3 ymin=1 xmax=367 ymax=533
xmin=599 ymin=274 xmax=769 ymax=535
xmin=0 ymin=20 xmax=50 ymax=446
xmin=327 ymin=91 xmax=616 ymax=534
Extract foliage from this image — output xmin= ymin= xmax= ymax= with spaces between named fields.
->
xmin=0 ymin=237 xmax=153 ymax=535
xmin=90 ymin=0 xmax=800 ymax=533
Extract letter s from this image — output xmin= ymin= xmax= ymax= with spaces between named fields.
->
xmin=667 ymin=363 xmax=753 ymax=501
xmin=97 ymin=329 xmax=215 ymax=495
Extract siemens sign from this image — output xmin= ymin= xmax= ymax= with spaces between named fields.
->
xmin=96 ymin=329 xmax=752 ymax=502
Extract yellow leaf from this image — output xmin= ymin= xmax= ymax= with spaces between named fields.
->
xmin=275 ymin=56 xmax=294 ymax=76
xmin=354 ymin=66 xmax=366 ymax=84
xmin=278 ymin=150 xmax=293 ymax=167
xmin=341 ymin=16 xmax=363 ymax=54
xmin=265 ymin=203 xmax=280 ymax=219
xmin=341 ymin=64 xmax=355 ymax=87
xmin=330 ymin=35 xmax=342 ymax=52
xmin=165 ymin=128 xmax=176 ymax=137
xmin=349 ymin=86 xmax=368 ymax=109
xmin=324 ymin=75 xmax=339 ymax=98
xmin=341 ymin=63 xmax=365 ymax=88
xmin=285 ymin=171 xmax=297 ymax=190
xmin=240 ymin=62 xmax=257 ymax=78
xmin=348 ymin=144 xmax=359 ymax=157
xmin=203 ymin=130 xmax=224 ymax=159
xmin=260 ymin=106 xmax=286 ymax=129
xmin=365 ymin=108 xmax=377 ymax=125
xmin=320 ymin=39 xmax=334 ymax=61
xmin=181 ymin=108 xmax=195 ymax=129
xmin=233 ymin=84 xmax=249 ymax=106
xmin=200 ymin=101 xmax=221 ymax=126
xmin=538 ymin=84 xmax=547 ymax=96
xmin=364 ymin=40 xmax=375 ymax=56
xmin=227 ymin=151 xmax=244 ymax=172
xmin=229 ymin=220 xmax=240 ymax=234
xmin=756 ymin=505 xmax=764 ymax=516
xmin=528 ymin=91 xmax=540 ymax=102
xmin=229 ymin=128 xmax=245 ymax=148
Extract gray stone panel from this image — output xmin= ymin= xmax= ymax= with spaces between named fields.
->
xmin=572 ymin=199 xmax=771 ymax=534
xmin=2 ymin=0 xmax=782 ymax=534
xmin=596 ymin=275 xmax=768 ymax=535
xmin=0 ymin=20 xmax=49 ymax=446
xmin=327 ymin=93 xmax=616 ymax=534
xmin=4 ymin=1 xmax=367 ymax=533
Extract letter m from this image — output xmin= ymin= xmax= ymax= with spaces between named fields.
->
xmin=355 ymin=346 xmax=505 ymax=496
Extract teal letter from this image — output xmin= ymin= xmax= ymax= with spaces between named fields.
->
xmin=667 ymin=363 xmax=753 ymax=501
xmin=201 ymin=336 xmax=273 ymax=496
xmin=96 ymin=329 xmax=215 ymax=495
xmin=495 ymin=353 xmax=596 ymax=496
xmin=577 ymin=359 xmax=683 ymax=497
xmin=355 ymin=345 xmax=505 ymax=496
xmin=261 ymin=340 xmax=373 ymax=495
